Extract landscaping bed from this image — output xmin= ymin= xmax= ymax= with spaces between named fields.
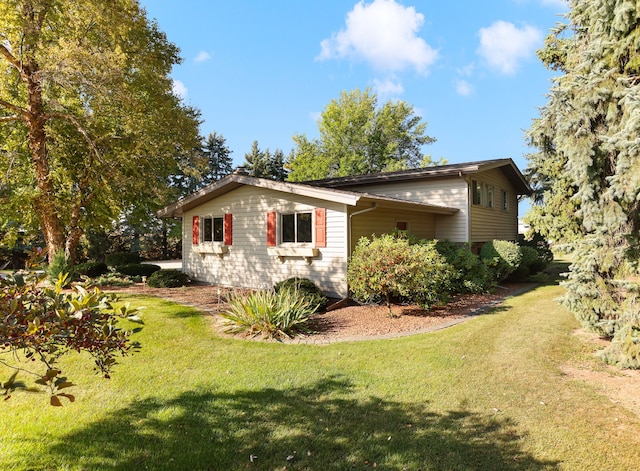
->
xmin=107 ymin=281 xmax=531 ymax=342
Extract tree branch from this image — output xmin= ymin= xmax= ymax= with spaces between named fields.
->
xmin=0 ymin=98 xmax=28 ymax=118
xmin=45 ymin=112 xmax=101 ymax=161
xmin=0 ymin=115 xmax=21 ymax=123
xmin=0 ymin=42 xmax=22 ymax=73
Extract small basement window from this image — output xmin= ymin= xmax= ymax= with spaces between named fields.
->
xmin=281 ymin=212 xmax=312 ymax=244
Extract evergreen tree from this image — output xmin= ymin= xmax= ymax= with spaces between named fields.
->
xmin=243 ymin=141 xmax=287 ymax=180
xmin=201 ymin=132 xmax=233 ymax=185
xmin=526 ymin=0 xmax=640 ymax=368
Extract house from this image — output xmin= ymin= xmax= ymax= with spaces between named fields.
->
xmin=157 ymin=158 xmax=531 ymax=298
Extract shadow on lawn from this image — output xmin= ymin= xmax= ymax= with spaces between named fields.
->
xmin=38 ymin=376 xmax=559 ymax=471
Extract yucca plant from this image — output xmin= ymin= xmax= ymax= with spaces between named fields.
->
xmin=219 ymin=288 xmax=318 ymax=339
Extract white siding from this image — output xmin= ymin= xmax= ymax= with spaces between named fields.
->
xmin=183 ymin=185 xmax=349 ymax=298
xmin=338 ymin=177 xmax=469 ymax=243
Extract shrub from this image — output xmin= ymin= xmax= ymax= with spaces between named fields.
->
xmin=47 ymin=250 xmax=73 ymax=286
xmin=146 ymin=269 xmax=190 ymax=288
xmin=436 ymin=241 xmax=492 ymax=294
xmin=480 ymin=240 xmax=522 ymax=282
xmin=92 ymin=273 xmax=136 ymax=287
xmin=274 ymin=277 xmax=328 ymax=312
xmin=114 ymin=263 xmax=161 ymax=277
xmin=75 ymin=261 xmax=109 ymax=278
xmin=347 ymin=234 xmax=453 ymax=314
xmin=105 ymin=252 xmax=141 ymax=268
xmin=220 ymin=289 xmax=317 ymax=339
xmin=510 ymin=246 xmax=540 ymax=281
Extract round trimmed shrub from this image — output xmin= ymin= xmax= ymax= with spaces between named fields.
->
xmin=510 ymin=246 xmax=540 ymax=281
xmin=274 ymin=277 xmax=328 ymax=312
xmin=75 ymin=261 xmax=109 ymax=278
xmin=115 ymin=263 xmax=161 ymax=277
xmin=480 ymin=240 xmax=522 ymax=282
xmin=146 ymin=269 xmax=190 ymax=288
xmin=105 ymin=252 xmax=141 ymax=268
xmin=435 ymin=241 xmax=492 ymax=294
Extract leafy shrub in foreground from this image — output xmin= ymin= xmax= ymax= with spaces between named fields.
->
xmin=274 ymin=277 xmax=328 ymax=312
xmin=146 ymin=269 xmax=190 ymax=288
xmin=347 ymin=234 xmax=453 ymax=314
xmin=436 ymin=241 xmax=492 ymax=293
xmin=47 ymin=250 xmax=73 ymax=286
xmin=480 ymin=240 xmax=522 ymax=283
xmin=220 ymin=289 xmax=317 ymax=339
xmin=75 ymin=261 xmax=109 ymax=278
xmin=115 ymin=263 xmax=161 ymax=277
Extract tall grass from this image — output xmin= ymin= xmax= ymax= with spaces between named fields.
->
xmin=1 ymin=268 xmax=639 ymax=470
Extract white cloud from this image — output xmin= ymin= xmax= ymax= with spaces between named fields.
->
xmin=541 ymin=0 xmax=568 ymax=7
xmin=194 ymin=51 xmax=211 ymax=63
xmin=317 ymin=0 xmax=438 ymax=74
xmin=372 ymin=77 xmax=404 ymax=97
xmin=457 ymin=63 xmax=475 ymax=77
xmin=456 ymin=80 xmax=475 ymax=96
xmin=172 ymin=79 xmax=188 ymax=99
xmin=477 ymin=20 xmax=542 ymax=74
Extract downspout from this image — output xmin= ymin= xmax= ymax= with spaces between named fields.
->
xmin=459 ymin=171 xmax=471 ymax=243
xmin=331 ymin=203 xmax=377 ymax=309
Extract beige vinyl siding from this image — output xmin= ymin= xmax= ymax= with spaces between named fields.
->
xmin=349 ymin=207 xmax=436 ymax=252
xmin=469 ymin=169 xmax=519 ymax=242
xmin=183 ymin=185 xmax=349 ymax=298
xmin=339 ymin=177 xmax=469 ymax=242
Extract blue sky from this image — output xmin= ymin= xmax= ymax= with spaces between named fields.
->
xmin=141 ymin=0 xmax=568 ymax=211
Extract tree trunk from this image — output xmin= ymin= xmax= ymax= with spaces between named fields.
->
xmin=25 ymin=65 xmax=65 ymax=262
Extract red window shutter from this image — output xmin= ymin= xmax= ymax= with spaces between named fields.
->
xmin=224 ymin=213 xmax=233 ymax=246
xmin=266 ymin=211 xmax=277 ymax=247
xmin=192 ymin=216 xmax=199 ymax=245
xmin=315 ymin=208 xmax=327 ymax=248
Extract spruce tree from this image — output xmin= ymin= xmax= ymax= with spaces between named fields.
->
xmin=526 ymin=0 xmax=640 ymax=367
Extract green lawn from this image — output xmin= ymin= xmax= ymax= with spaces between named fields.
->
xmin=1 ymin=269 xmax=639 ymax=470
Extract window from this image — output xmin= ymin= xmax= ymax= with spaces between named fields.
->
xmin=486 ymin=185 xmax=494 ymax=208
xmin=202 ymin=216 xmax=224 ymax=242
xmin=472 ymin=180 xmax=482 ymax=205
xmin=281 ymin=212 xmax=312 ymax=243
xmin=396 ymin=221 xmax=408 ymax=231
xmin=502 ymin=190 xmax=509 ymax=211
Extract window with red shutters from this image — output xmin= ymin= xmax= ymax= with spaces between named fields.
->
xmin=266 ymin=211 xmax=277 ymax=246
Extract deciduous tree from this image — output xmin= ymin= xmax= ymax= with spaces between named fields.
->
xmin=0 ymin=0 xmax=201 ymax=263
xmin=287 ymin=88 xmax=436 ymax=181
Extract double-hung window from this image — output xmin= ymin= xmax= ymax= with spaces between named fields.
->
xmin=202 ymin=216 xmax=224 ymax=242
xmin=472 ymin=180 xmax=482 ymax=206
xmin=281 ymin=212 xmax=312 ymax=244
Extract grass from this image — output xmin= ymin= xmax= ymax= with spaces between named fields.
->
xmin=1 ymin=264 xmax=639 ymax=470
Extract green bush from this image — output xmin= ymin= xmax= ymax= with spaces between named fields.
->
xmin=436 ymin=241 xmax=492 ymax=293
xmin=91 ymin=273 xmax=136 ymax=287
xmin=274 ymin=277 xmax=328 ymax=312
xmin=347 ymin=234 xmax=453 ymax=314
xmin=75 ymin=261 xmax=109 ymax=278
xmin=47 ymin=250 xmax=73 ymax=286
xmin=220 ymin=289 xmax=317 ymax=339
xmin=480 ymin=240 xmax=522 ymax=283
xmin=115 ymin=263 xmax=161 ymax=277
xmin=146 ymin=269 xmax=190 ymax=288
xmin=105 ymin=252 xmax=141 ymax=268
xmin=510 ymin=246 xmax=540 ymax=281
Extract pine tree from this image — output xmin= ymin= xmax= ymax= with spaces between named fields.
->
xmin=201 ymin=132 xmax=233 ymax=185
xmin=526 ymin=0 xmax=640 ymax=368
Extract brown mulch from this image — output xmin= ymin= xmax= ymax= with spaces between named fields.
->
xmin=106 ymin=282 xmax=532 ymax=343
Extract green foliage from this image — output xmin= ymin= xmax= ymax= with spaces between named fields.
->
xmin=436 ymin=241 xmax=492 ymax=293
xmin=274 ymin=277 xmax=328 ymax=312
xmin=105 ymin=252 xmax=141 ymax=268
xmin=242 ymin=140 xmax=288 ymax=180
xmin=91 ymin=273 xmax=136 ymax=287
xmin=480 ymin=240 xmax=522 ymax=283
xmin=114 ymin=263 xmax=161 ymax=278
xmin=146 ymin=269 xmax=190 ymax=288
xmin=75 ymin=261 xmax=109 ymax=278
xmin=0 ymin=0 xmax=202 ymax=261
xmin=509 ymin=246 xmax=540 ymax=282
xmin=525 ymin=0 xmax=640 ymax=367
xmin=0 ymin=273 xmax=142 ymax=404
xmin=220 ymin=289 xmax=317 ymax=339
xmin=47 ymin=250 xmax=74 ymax=285
xmin=347 ymin=234 xmax=452 ymax=314
xmin=287 ymin=88 xmax=435 ymax=181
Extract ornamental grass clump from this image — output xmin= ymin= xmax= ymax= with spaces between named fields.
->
xmin=219 ymin=289 xmax=318 ymax=339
